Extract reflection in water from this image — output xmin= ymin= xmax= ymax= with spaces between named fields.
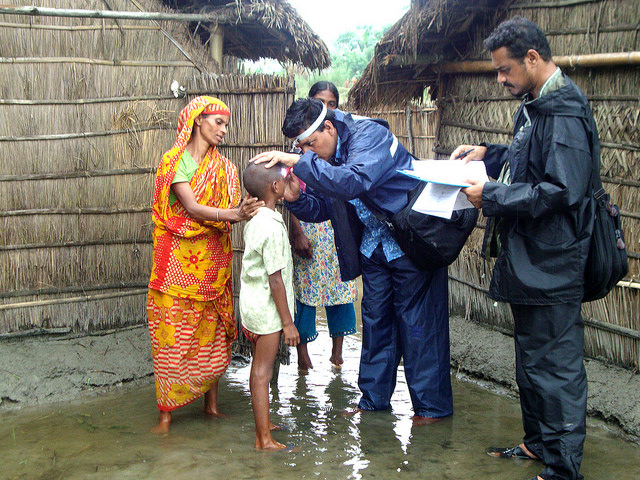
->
xmin=1 ymin=318 xmax=639 ymax=480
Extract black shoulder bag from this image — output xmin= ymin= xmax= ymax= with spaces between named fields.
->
xmin=582 ymin=160 xmax=628 ymax=302
xmin=362 ymin=181 xmax=478 ymax=270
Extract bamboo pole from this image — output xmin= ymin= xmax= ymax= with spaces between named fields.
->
xmin=448 ymin=275 xmax=640 ymax=338
xmin=0 ymin=56 xmax=195 ymax=67
xmin=0 ymin=327 xmax=72 ymax=339
xmin=0 ymin=5 xmax=258 ymax=24
xmin=0 ymin=87 xmax=294 ymax=105
xmin=440 ymin=119 xmax=511 ymax=135
xmin=0 ymin=324 xmax=147 ymax=340
xmin=0 ymin=125 xmax=170 ymax=142
xmin=0 ymin=21 xmax=160 ymax=31
xmin=0 ymin=167 xmax=156 ymax=182
xmin=395 ymin=134 xmax=436 ymax=139
xmin=405 ymin=103 xmax=415 ymax=154
xmin=438 ymin=52 xmax=640 ymax=73
xmin=1 ymin=282 xmax=148 ymax=299
xmin=0 ymin=238 xmax=153 ymax=251
xmin=509 ymin=0 xmax=601 ymax=8
xmin=440 ymin=121 xmax=640 ymax=152
xmin=210 ymin=25 xmax=224 ymax=68
xmin=439 ymin=95 xmax=640 ymax=102
xmin=0 ymin=289 xmax=148 ymax=312
xmin=0 ymin=207 xmax=152 ymax=217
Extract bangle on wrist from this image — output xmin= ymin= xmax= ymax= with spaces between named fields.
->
xmin=216 ymin=208 xmax=220 ymax=222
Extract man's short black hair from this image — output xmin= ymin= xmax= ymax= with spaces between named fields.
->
xmin=484 ymin=16 xmax=552 ymax=62
xmin=243 ymin=161 xmax=285 ymax=200
xmin=282 ymin=98 xmax=336 ymax=139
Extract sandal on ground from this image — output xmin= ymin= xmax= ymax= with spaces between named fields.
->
xmin=486 ymin=445 xmax=539 ymax=460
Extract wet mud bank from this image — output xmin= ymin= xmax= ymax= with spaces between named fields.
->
xmin=449 ymin=315 xmax=640 ymax=441
xmin=1 ymin=317 xmax=639 ymax=442
xmin=0 ymin=326 xmax=154 ymax=408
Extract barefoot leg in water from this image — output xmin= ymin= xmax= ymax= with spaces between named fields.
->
xmin=329 ymin=336 xmax=344 ymax=367
xmin=151 ymin=410 xmax=171 ymax=434
xmin=252 ymin=332 xmax=289 ymax=450
xmin=204 ymin=380 xmax=225 ymax=417
xmin=296 ymin=342 xmax=313 ymax=371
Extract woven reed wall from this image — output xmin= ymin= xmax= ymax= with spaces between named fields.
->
xmin=353 ymin=104 xmax=438 ymax=159
xmin=436 ymin=0 xmax=640 ymax=368
xmin=0 ymin=0 xmax=292 ymax=338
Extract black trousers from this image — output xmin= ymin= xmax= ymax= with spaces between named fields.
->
xmin=511 ymin=302 xmax=587 ymax=480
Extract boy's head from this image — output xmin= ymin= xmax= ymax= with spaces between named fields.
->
xmin=243 ymin=161 xmax=287 ymax=202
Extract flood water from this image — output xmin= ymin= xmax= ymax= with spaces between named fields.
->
xmin=1 ymin=317 xmax=639 ymax=480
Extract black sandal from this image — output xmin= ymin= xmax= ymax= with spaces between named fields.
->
xmin=486 ymin=445 xmax=539 ymax=460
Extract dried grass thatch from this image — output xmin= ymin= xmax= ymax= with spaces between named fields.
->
xmin=350 ymin=0 xmax=639 ymax=369
xmin=162 ymin=0 xmax=331 ymax=70
xmin=351 ymin=0 xmax=640 ymax=109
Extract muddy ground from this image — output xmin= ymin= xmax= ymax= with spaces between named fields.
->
xmin=1 ymin=316 xmax=639 ymax=441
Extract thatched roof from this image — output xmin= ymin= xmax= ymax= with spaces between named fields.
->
xmin=351 ymin=0 xmax=640 ymax=109
xmin=350 ymin=0 xmax=506 ymax=109
xmin=162 ymin=0 xmax=331 ymax=70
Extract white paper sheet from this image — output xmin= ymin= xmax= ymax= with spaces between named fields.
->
xmin=399 ymin=159 xmax=489 ymax=187
xmin=399 ymin=159 xmax=488 ymax=219
xmin=412 ymin=182 xmax=460 ymax=219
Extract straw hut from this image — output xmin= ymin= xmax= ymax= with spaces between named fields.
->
xmin=350 ymin=0 xmax=640 ymax=369
xmin=0 ymin=0 xmax=328 ymax=346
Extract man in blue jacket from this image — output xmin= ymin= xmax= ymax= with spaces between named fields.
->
xmin=452 ymin=16 xmax=598 ymax=480
xmin=251 ymin=98 xmax=453 ymax=423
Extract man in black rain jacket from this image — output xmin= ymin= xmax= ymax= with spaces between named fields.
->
xmin=452 ymin=16 xmax=598 ymax=480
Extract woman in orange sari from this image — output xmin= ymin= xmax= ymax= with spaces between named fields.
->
xmin=147 ymin=96 xmax=262 ymax=433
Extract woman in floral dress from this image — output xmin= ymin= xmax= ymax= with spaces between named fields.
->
xmin=289 ymin=82 xmax=358 ymax=371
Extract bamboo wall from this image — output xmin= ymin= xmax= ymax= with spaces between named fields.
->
xmin=354 ymin=104 xmax=438 ymax=159
xmin=0 ymin=0 xmax=293 ymax=338
xmin=436 ymin=0 xmax=640 ymax=368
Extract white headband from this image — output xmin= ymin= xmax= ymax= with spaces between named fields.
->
xmin=294 ymin=103 xmax=327 ymax=147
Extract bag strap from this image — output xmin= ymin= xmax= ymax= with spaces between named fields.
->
xmin=358 ymin=195 xmax=394 ymax=228
xmin=585 ymin=114 xmax=604 ymax=199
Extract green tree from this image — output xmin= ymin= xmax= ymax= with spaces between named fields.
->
xmin=295 ymin=25 xmax=389 ymax=104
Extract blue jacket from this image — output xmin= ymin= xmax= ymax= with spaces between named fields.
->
xmin=285 ymin=110 xmax=419 ymax=281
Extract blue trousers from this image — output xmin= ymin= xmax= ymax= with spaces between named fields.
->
xmin=357 ymin=245 xmax=452 ymax=418
xmin=294 ymin=300 xmax=357 ymax=343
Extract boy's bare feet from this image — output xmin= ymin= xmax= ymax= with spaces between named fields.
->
xmin=255 ymin=437 xmax=289 ymax=451
xmin=151 ymin=411 xmax=171 ymax=434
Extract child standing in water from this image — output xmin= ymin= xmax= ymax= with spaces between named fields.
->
xmin=240 ymin=161 xmax=300 ymax=451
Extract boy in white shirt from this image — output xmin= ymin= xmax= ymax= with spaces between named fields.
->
xmin=240 ymin=161 xmax=300 ymax=451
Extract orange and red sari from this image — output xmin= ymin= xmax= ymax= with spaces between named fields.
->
xmin=147 ymin=96 xmax=241 ymax=411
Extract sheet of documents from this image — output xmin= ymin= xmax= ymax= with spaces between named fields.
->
xmin=399 ymin=159 xmax=489 ymax=219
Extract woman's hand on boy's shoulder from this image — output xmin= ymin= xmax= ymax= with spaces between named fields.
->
xmin=235 ymin=194 xmax=263 ymax=222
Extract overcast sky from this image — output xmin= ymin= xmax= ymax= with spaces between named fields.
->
xmin=285 ymin=0 xmax=411 ymax=46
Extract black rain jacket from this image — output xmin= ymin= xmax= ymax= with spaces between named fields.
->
xmin=481 ymin=75 xmax=598 ymax=305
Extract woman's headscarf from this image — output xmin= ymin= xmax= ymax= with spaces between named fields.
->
xmin=149 ymin=96 xmax=241 ymax=305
